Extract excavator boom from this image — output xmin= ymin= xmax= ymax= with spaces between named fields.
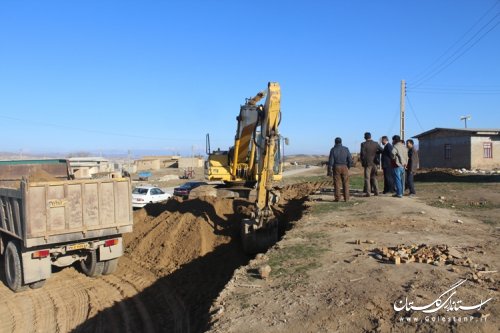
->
xmin=241 ymin=82 xmax=282 ymax=253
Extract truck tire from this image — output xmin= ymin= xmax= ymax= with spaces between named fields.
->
xmin=4 ymin=241 xmax=26 ymax=292
xmin=29 ymin=279 xmax=46 ymax=289
xmin=80 ymin=250 xmax=104 ymax=277
xmin=102 ymin=258 xmax=119 ymax=275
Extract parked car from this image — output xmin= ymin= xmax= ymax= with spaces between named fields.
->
xmin=138 ymin=171 xmax=152 ymax=181
xmin=132 ymin=186 xmax=171 ymax=208
xmin=173 ymin=181 xmax=207 ymax=199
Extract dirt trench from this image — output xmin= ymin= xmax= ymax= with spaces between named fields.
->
xmin=0 ymin=182 xmax=323 ymax=333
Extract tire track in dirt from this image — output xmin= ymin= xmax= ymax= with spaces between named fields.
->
xmin=1 ymin=292 xmax=28 ymax=333
xmin=29 ymin=288 xmax=57 ymax=333
xmin=101 ymin=274 xmax=155 ymax=332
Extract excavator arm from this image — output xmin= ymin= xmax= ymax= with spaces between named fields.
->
xmin=241 ymin=82 xmax=282 ymax=253
xmin=230 ymin=90 xmax=266 ymax=181
xmin=206 ymin=84 xmax=283 ymax=185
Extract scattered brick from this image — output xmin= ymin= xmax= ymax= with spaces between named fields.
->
xmin=372 ymin=244 xmax=474 ymax=268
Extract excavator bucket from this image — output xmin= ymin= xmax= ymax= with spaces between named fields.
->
xmin=240 ymin=218 xmax=278 ymax=254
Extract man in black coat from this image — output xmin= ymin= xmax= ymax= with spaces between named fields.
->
xmin=406 ymin=139 xmax=419 ymax=196
xmin=381 ymin=136 xmax=394 ymax=194
xmin=328 ymin=137 xmax=353 ymax=202
xmin=360 ymin=132 xmax=383 ymax=197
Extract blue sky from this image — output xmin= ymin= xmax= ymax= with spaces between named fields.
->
xmin=0 ymin=0 xmax=499 ymax=156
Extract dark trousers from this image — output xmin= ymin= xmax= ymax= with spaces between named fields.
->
xmin=333 ymin=165 xmax=349 ymax=201
xmin=406 ymin=170 xmax=416 ymax=194
xmin=383 ymin=167 xmax=394 ymax=193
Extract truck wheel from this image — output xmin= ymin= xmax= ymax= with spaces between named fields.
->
xmin=29 ymin=279 xmax=46 ymax=289
xmin=102 ymin=258 xmax=119 ymax=275
xmin=80 ymin=250 xmax=104 ymax=277
xmin=4 ymin=241 xmax=26 ymax=292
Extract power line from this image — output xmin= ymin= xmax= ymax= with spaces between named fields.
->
xmin=0 ymin=114 xmax=197 ymax=143
xmin=409 ymin=1 xmax=500 ymax=84
xmin=408 ymin=83 xmax=500 ymax=89
xmin=408 ymin=88 xmax=500 ymax=92
xmin=409 ymin=2 xmax=500 ymax=88
xmin=386 ymin=108 xmax=400 ymax=135
xmin=410 ymin=17 xmax=500 ymax=88
xmin=405 ymin=95 xmax=425 ymax=132
xmin=406 ymin=90 xmax=500 ymax=95
xmin=407 ymin=83 xmax=500 ymax=94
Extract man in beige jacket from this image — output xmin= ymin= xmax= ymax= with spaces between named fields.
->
xmin=391 ymin=135 xmax=408 ymax=198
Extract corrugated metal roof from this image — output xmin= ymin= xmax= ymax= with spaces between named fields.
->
xmin=413 ymin=128 xmax=500 ymax=138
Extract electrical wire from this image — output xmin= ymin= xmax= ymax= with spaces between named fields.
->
xmin=409 ymin=1 xmax=500 ymax=88
xmin=407 ymin=83 xmax=500 ymax=94
xmin=407 ymin=83 xmax=500 ymax=89
xmin=405 ymin=95 xmax=425 ymax=132
xmin=0 ymin=114 xmax=196 ymax=143
xmin=406 ymin=90 xmax=500 ymax=95
xmin=386 ymin=108 xmax=400 ymax=136
xmin=408 ymin=87 xmax=500 ymax=92
xmin=410 ymin=18 xmax=500 ymax=88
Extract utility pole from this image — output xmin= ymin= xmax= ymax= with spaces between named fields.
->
xmin=400 ymin=80 xmax=406 ymax=141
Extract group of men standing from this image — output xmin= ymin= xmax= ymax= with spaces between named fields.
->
xmin=378 ymin=134 xmax=419 ymax=198
xmin=327 ymin=132 xmax=419 ymax=201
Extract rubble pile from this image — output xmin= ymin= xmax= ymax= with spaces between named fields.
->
xmin=373 ymin=244 xmax=472 ymax=266
xmin=455 ymin=168 xmax=500 ymax=175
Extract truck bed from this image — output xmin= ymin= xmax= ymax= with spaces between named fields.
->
xmin=0 ymin=178 xmax=133 ymax=248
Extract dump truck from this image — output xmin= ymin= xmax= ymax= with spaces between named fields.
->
xmin=0 ymin=159 xmax=133 ymax=292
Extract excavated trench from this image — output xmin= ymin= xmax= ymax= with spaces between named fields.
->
xmin=0 ymin=182 xmax=328 ymax=333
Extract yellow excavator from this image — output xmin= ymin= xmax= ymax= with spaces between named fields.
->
xmin=206 ymin=82 xmax=283 ymax=252
xmin=205 ymin=84 xmax=283 ymax=186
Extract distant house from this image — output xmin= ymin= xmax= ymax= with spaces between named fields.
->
xmin=69 ymin=157 xmax=114 ymax=178
xmin=178 ymin=157 xmax=204 ymax=169
xmin=413 ymin=128 xmax=500 ymax=170
xmin=135 ymin=155 xmax=180 ymax=171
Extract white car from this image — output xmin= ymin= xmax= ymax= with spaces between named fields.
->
xmin=132 ymin=186 xmax=172 ymax=208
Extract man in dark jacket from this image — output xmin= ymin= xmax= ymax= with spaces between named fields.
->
xmin=381 ymin=136 xmax=394 ymax=194
xmin=328 ymin=137 xmax=353 ymax=202
xmin=360 ymin=132 xmax=383 ymax=197
xmin=405 ymin=139 xmax=419 ymax=196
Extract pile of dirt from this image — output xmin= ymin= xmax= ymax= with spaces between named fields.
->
xmin=28 ymin=169 xmax=61 ymax=182
xmin=126 ymin=196 xmax=252 ymax=276
xmin=415 ymin=168 xmax=500 ymax=183
xmin=279 ymin=181 xmax=331 ymax=201
xmin=125 ymin=183 xmax=323 ymax=276
xmin=123 ymin=195 xmax=260 ymax=331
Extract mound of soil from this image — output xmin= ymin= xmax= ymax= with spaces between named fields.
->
xmin=28 ymin=169 xmax=61 ymax=182
xmin=279 ymin=181 xmax=331 ymax=201
xmin=126 ymin=196 xmax=252 ymax=276
xmin=126 ymin=183 xmax=322 ymax=277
